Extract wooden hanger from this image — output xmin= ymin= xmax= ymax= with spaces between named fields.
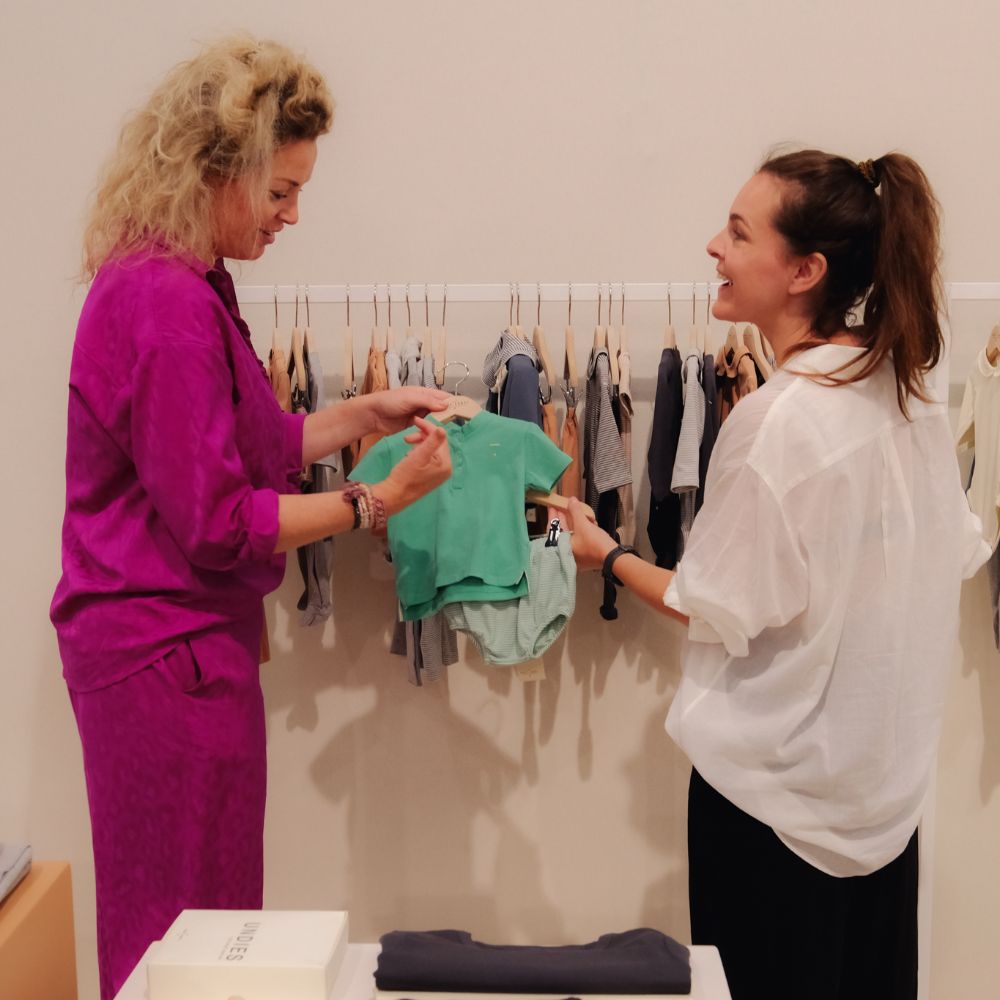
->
xmin=564 ymin=329 xmax=578 ymax=390
xmin=664 ymin=285 xmax=677 ymax=348
xmin=986 ymin=324 xmax=1000 ymax=365
xmin=290 ymin=327 xmax=308 ymax=395
xmin=342 ymin=285 xmax=356 ymax=397
xmin=743 ymin=324 xmax=774 ymax=380
xmin=433 ymin=285 xmax=448 ymax=386
xmin=436 ymin=394 xmax=481 ymax=423
xmin=525 ymin=489 xmax=596 ymax=522
xmin=370 ymin=287 xmax=382 ymax=350
xmin=593 ymin=284 xmax=607 ymax=349
xmin=724 ymin=323 xmax=742 ymax=358
xmin=606 ymin=325 xmax=621 ymax=385
xmin=618 ymin=282 xmax=629 ymax=355
xmin=302 ymin=286 xmax=314 ymax=352
xmin=384 ymin=284 xmax=394 ymax=352
xmin=270 ymin=287 xmax=282 ymax=356
xmin=289 ymin=289 xmax=307 ymax=394
xmin=532 ymin=284 xmax=556 ymax=397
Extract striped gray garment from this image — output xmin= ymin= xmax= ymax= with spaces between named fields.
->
xmin=305 ymin=346 xmax=340 ymax=470
xmin=401 ymin=333 xmax=422 ymax=386
xmin=482 ymin=330 xmax=538 ymax=390
xmin=616 ymin=350 xmax=636 ymax=546
xmin=671 ymin=351 xmax=706 ymax=493
xmin=385 ymin=347 xmax=402 ymax=389
xmin=672 ymin=350 xmax=706 ymax=559
xmin=390 ymin=610 xmax=459 ymax=685
xmin=295 ymin=346 xmax=338 ymax=627
xmin=296 ymin=463 xmax=337 ymax=627
xmin=421 ymin=353 xmax=437 ymax=389
xmin=583 ymin=348 xmax=631 ymax=509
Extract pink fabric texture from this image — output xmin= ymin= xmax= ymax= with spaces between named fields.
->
xmin=51 ymin=248 xmax=305 ymax=692
xmin=52 ymin=246 xmax=304 ymax=998
xmin=70 ymin=628 xmax=266 ymax=999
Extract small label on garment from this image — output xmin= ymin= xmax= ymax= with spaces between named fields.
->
xmin=515 ymin=659 xmax=546 ymax=681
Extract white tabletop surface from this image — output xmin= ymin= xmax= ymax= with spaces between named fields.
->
xmin=117 ymin=940 xmax=731 ymax=1000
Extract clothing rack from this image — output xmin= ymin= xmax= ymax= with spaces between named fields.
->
xmin=235 ymin=282 xmax=1000 ymax=306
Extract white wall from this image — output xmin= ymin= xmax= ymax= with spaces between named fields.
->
xmin=3 ymin=3 xmax=1000 ymax=998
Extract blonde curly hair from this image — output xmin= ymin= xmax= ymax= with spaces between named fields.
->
xmin=83 ymin=35 xmax=334 ymax=277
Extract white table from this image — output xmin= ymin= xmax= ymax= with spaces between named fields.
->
xmin=117 ymin=941 xmax=732 ymax=1000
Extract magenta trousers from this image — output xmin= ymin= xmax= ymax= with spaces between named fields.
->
xmin=70 ymin=630 xmax=266 ymax=1000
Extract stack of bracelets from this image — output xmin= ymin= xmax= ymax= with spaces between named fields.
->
xmin=341 ymin=482 xmax=388 ymax=533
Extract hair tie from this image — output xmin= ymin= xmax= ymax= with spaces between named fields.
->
xmin=857 ymin=159 xmax=880 ymax=189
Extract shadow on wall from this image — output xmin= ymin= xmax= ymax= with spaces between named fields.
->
xmin=260 ymin=520 xmax=689 ymax=944
xmin=957 ymin=572 xmax=1000 ymax=802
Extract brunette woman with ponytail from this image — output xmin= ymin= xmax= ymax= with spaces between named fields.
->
xmin=568 ymin=150 xmax=988 ymax=999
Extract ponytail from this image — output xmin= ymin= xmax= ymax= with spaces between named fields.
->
xmin=760 ymin=149 xmax=944 ymax=417
xmin=862 ymin=154 xmax=944 ymax=415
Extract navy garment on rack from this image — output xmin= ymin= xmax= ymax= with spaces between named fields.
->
xmin=484 ymin=331 xmax=543 ymax=426
xmin=646 ymin=347 xmax=684 ymax=569
xmin=697 ymin=351 xmax=719 ymax=512
xmin=375 ymin=928 xmax=691 ymax=995
xmin=584 ymin=347 xmax=631 ymax=619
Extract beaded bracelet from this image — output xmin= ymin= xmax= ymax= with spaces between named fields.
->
xmin=341 ymin=482 xmax=388 ymax=534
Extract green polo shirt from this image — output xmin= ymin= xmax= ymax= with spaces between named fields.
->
xmin=350 ymin=411 xmax=570 ymax=620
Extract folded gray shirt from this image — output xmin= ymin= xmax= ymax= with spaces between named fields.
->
xmin=0 ymin=842 xmax=32 ymax=903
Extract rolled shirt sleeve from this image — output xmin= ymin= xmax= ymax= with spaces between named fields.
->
xmin=663 ymin=462 xmax=809 ymax=657
xmin=131 ymin=343 xmax=286 ymax=570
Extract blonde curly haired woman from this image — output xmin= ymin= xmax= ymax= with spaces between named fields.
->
xmin=50 ymin=36 xmax=451 ymax=998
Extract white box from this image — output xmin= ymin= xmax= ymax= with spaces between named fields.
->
xmin=147 ymin=909 xmax=348 ymax=1000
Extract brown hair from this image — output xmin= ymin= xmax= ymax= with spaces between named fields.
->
xmin=83 ymin=35 xmax=334 ymax=276
xmin=759 ymin=149 xmax=944 ymax=416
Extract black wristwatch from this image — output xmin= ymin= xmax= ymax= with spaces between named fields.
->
xmin=602 ymin=544 xmax=640 ymax=586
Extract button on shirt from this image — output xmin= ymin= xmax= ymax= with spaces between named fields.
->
xmin=664 ymin=344 xmax=989 ymax=876
xmin=350 ymin=411 xmax=569 ymax=620
xmin=51 ymin=249 xmax=305 ymax=692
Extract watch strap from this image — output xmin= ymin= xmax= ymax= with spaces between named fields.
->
xmin=602 ymin=544 xmax=639 ymax=587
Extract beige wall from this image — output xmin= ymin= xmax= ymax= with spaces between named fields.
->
xmin=3 ymin=3 xmax=1000 ymax=998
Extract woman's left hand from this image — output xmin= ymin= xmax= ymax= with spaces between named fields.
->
xmin=368 ymin=387 xmax=453 ymax=435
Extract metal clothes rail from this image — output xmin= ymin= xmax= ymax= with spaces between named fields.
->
xmin=234 ymin=281 xmax=1000 ymax=307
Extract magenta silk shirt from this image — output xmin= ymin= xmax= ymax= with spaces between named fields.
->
xmin=51 ymin=248 xmax=305 ymax=692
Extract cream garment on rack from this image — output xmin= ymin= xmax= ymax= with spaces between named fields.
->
xmin=956 ymin=345 xmax=1000 ymax=547
xmin=665 ymin=344 xmax=989 ymax=877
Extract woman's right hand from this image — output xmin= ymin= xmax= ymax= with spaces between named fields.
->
xmin=374 ymin=416 xmax=452 ymax=514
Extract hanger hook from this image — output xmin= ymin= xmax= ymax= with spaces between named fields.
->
xmin=424 ymin=284 xmax=429 ymax=327
xmin=406 ymin=284 xmax=412 ymax=327
xmin=608 ymin=281 xmax=613 ymax=326
xmin=509 ymin=283 xmax=514 ymax=328
xmin=568 ymin=282 xmax=573 ymax=326
xmin=537 ymin=282 xmax=542 ymax=327
xmin=442 ymin=283 xmax=448 ymax=327
xmin=516 ymin=282 xmax=521 ymax=326
xmin=667 ymin=282 xmax=672 ymax=325
xmin=387 ymin=283 xmax=392 ymax=327
xmin=692 ymin=282 xmax=696 ymax=326
xmin=273 ymin=285 xmax=279 ymax=328
xmin=305 ymin=285 xmax=311 ymax=327
xmin=294 ymin=285 xmax=300 ymax=328
xmin=621 ymin=281 xmax=625 ymax=326
xmin=705 ymin=282 xmax=712 ymax=325
xmin=443 ymin=360 xmax=470 ymax=396
xmin=346 ymin=283 xmax=351 ymax=327
xmin=373 ymin=285 xmax=379 ymax=328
